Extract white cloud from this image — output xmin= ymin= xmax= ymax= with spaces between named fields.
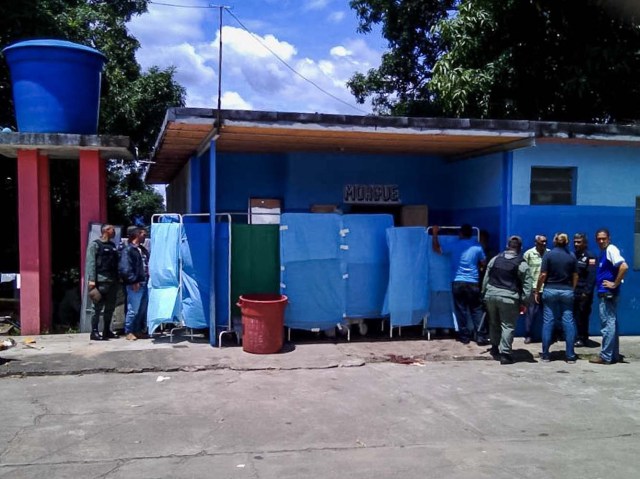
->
xmin=127 ymin=4 xmax=383 ymax=115
xmin=328 ymin=11 xmax=346 ymax=23
xmin=220 ymin=26 xmax=297 ymax=60
xmin=127 ymin=3 xmax=208 ymax=46
xmin=304 ymin=0 xmax=330 ymax=11
xmin=330 ymin=45 xmax=352 ymax=57
xmin=222 ymin=91 xmax=252 ymax=110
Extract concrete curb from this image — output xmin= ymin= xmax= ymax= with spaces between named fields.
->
xmin=1 ymin=333 xmax=638 ymax=377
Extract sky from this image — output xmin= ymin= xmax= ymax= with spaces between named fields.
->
xmin=127 ymin=0 xmax=387 ymax=115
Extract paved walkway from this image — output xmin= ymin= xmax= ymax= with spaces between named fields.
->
xmin=1 ymin=331 xmax=636 ymax=377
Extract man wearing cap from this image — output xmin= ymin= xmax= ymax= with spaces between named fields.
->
xmin=432 ymin=224 xmax=488 ymax=345
xmin=573 ymin=233 xmax=597 ymax=347
xmin=482 ymin=235 xmax=533 ymax=364
xmin=590 ymin=228 xmax=628 ymax=365
xmin=522 ymin=235 xmax=549 ymax=343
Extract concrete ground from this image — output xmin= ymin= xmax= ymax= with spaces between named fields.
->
xmin=3 ymin=329 xmax=638 ymax=377
xmin=1 ymin=333 xmax=639 ymax=478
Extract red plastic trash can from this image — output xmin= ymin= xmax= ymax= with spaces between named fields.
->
xmin=237 ymin=294 xmax=288 ymax=354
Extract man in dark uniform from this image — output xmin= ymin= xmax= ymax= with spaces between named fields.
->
xmin=573 ymin=233 xmax=597 ymax=347
xmin=482 ymin=235 xmax=533 ymax=364
xmin=85 ymin=224 xmax=120 ymax=341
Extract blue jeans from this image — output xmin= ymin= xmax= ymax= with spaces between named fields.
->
xmin=599 ymin=295 xmax=620 ymax=363
xmin=524 ymin=295 xmax=543 ymax=340
xmin=125 ymin=283 xmax=148 ymax=334
xmin=542 ymin=289 xmax=576 ymax=360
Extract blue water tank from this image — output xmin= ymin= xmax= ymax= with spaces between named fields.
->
xmin=2 ymin=39 xmax=107 ymax=135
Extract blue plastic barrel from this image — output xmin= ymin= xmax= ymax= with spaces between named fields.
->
xmin=2 ymin=39 xmax=107 ymax=134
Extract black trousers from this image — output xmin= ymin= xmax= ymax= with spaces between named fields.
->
xmin=452 ymin=282 xmax=486 ymax=341
xmin=573 ymin=293 xmax=593 ymax=341
xmin=91 ymin=282 xmax=119 ymax=333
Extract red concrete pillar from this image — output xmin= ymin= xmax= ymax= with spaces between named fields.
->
xmin=79 ymin=150 xmax=107 ymax=290
xmin=99 ymin=157 xmax=108 ymax=221
xmin=38 ymin=153 xmax=52 ymax=333
xmin=17 ymin=149 xmax=52 ymax=334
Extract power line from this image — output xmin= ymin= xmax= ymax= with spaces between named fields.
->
xmin=148 ymin=1 xmax=213 ymax=8
xmin=225 ymin=9 xmax=368 ymax=115
xmin=147 ymin=0 xmax=368 ymax=114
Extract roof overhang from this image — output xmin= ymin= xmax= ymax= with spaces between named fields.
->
xmin=147 ymin=108 xmax=640 ymax=184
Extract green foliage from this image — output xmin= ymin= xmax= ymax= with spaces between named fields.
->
xmin=0 ymin=0 xmax=185 ymax=155
xmin=107 ymin=160 xmax=165 ymax=226
xmin=349 ymin=0 xmax=640 ymax=122
xmin=348 ymin=0 xmax=456 ymax=116
xmin=0 ymin=1 xmax=180 ymax=326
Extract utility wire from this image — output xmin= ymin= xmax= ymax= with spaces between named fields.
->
xmin=226 ymin=9 xmax=368 ymax=115
xmin=148 ymin=1 xmax=213 ymax=8
xmin=147 ymin=0 xmax=368 ymax=114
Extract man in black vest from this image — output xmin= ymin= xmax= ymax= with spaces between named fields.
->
xmin=482 ymin=235 xmax=533 ymax=364
xmin=85 ymin=224 xmax=120 ymax=341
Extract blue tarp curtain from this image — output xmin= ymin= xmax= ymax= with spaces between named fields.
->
xmin=280 ymin=213 xmax=345 ymax=330
xmin=383 ymin=227 xmax=430 ymax=327
xmin=343 ymin=214 xmax=393 ymax=318
xmin=182 ymin=221 xmax=211 ymax=331
xmin=214 ymin=221 xmax=231 ymax=331
xmin=280 ymin=213 xmax=396 ymax=331
xmin=147 ymin=219 xmax=218 ymax=336
xmin=147 ymin=213 xmax=463 ymax=336
xmin=147 ymin=222 xmax=182 ymax=334
xmin=426 ymin=235 xmax=458 ymax=330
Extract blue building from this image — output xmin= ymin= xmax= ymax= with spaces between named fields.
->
xmin=147 ymin=109 xmax=640 ymax=335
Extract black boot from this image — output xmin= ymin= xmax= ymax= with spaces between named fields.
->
xmin=103 ymin=330 xmax=118 ymax=339
xmin=490 ymin=346 xmax=500 ymax=360
xmin=500 ymin=354 xmax=514 ymax=365
xmin=90 ymin=331 xmax=103 ymax=341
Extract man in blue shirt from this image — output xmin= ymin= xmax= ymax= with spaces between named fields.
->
xmin=433 ymin=224 xmax=488 ymax=345
xmin=590 ymin=228 xmax=629 ymax=365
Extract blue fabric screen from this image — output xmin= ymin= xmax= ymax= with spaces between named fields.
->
xmin=383 ymin=227 xmax=430 ymax=327
xmin=343 ymin=214 xmax=393 ymax=318
xmin=181 ymin=221 xmax=211 ymax=331
xmin=214 ymin=221 xmax=231 ymax=332
xmin=147 ymin=222 xmax=182 ymax=334
xmin=427 ymin=235 xmax=458 ymax=330
xmin=280 ymin=213 xmax=345 ymax=330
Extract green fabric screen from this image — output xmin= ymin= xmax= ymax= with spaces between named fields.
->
xmin=230 ymin=224 xmax=280 ymax=317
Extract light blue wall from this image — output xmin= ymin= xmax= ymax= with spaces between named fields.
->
xmin=513 ymin=143 xmax=640 ymax=206
xmin=442 ymin=152 xmax=504 ymax=209
xmin=439 ymin=152 xmax=504 ymax=252
xmin=510 ymin=143 xmax=640 ymax=335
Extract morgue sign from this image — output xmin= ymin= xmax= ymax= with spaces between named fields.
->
xmin=343 ymin=184 xmax=400 ymax=205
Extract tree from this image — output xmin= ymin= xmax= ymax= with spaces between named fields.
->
xmin=0 ymin=1 xmax=184 ymax=328
xmin=348 ymin=0 xmax=640 ymax=122
xmin=0 ymin=0 xmax=185 ymax=155
xmin=106 ymin=160 xmax=164 ymax=227
xmin=348 ymin=0 xmax=455 ymax=116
